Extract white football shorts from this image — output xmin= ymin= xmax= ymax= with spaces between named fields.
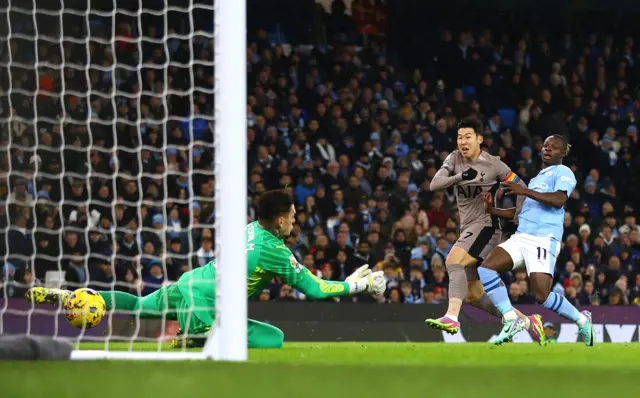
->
xmin=498 ymin=233 xmax=561 ymax=275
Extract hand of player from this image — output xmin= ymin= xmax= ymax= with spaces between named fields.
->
xmin=503 ymin=181 xmax=526 ymax=196
xmin=349 ymin=270 xmax=386 ymax=295
xmin=367 ymin=271 xmax=386 ymax=296
xmin=461 ymin=167 xmax=478 ymax=181
xmin=345 ymin=264 xmax=372 ymax=283
xmin=482 ymin=191 xmax=493 ymax=213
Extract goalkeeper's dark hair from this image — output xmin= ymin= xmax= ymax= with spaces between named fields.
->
xmin=550 ymin=134 xmax=572 ymax=156
xmin=457 ymin=117 xmax=483 ymax=136
xmin=257 ymin=189 xmax=294 ymax=222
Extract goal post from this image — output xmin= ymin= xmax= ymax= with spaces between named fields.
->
xmin=207 ymin=0 xmax=248 ymax=362
xmin=1 ymin=0 xmax=247 ymax=361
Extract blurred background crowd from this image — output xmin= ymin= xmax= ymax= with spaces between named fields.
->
xmin=2 ymin=0 xmax=640 ymax=307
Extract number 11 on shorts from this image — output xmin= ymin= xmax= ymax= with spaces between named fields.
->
xmin=537 ymin=247 xmax=547 ymax=260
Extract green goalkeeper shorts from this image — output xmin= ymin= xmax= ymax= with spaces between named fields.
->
xmin=140 ymin=284 xmax=214 ymax=336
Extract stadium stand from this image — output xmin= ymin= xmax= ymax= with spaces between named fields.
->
xmin=2 ymin=0 xmax=640 ymax=308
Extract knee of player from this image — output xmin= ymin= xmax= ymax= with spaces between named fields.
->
xmin=446 ymin=248 xmax=474 ymax=267
xmin=276 ymin=328 xmax=284 ymax=346
xmin=532 ymin=288 xmax=550 ymax=304
xmin=477 ymin=261 xmax=494 ymax=271
xmin=270 ymin=326 xmax=284 ymax=348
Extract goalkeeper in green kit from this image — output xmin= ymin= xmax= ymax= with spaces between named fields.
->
xmin=26 ymin=189 xmax=386 ymax=349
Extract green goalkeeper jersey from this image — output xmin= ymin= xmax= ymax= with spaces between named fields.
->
xmin=176 ymin=221 xmax=352 ymax=304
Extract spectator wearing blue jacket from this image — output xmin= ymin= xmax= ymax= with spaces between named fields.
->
xmin=181 ymin=104 xmax=209 ymax=141
xmin=389 ymin=130 xmax=409 ymax=160
xmin=294 ymin=172 xmax=317 ymax=206
xmin=142 ymin=260 xmax=167 ymax=296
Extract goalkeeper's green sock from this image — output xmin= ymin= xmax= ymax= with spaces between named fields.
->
xmin=97 ymin=291 xmax=139 ymax=311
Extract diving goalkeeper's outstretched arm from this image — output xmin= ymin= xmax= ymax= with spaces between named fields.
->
xmin=287 ymin=263 xmax=384 ymax=300
xmin=248 ymin=189 xmax=385 ymax=299
xmin=247 ymin=229 xmax=385 ymax=300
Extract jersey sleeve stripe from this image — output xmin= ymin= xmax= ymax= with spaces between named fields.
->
xmin=502 ymin=171 xmax=522 ymax=184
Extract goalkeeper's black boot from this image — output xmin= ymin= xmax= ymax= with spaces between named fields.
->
xmin=25 ymin=287 xmax=72 ymax=306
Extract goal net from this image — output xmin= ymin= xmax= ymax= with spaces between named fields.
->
xmin=0 ymin=0 xmax=247 ymax=361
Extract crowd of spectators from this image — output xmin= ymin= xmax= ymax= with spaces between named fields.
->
xmin=1 ymin=1 xmax=640 ymax=307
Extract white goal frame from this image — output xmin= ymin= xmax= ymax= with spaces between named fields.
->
xmin=69 ymin=0 xmax=248 ymax=362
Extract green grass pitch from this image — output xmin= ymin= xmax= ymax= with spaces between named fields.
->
xmin=1 ymin=342 xmax=639 ymax=397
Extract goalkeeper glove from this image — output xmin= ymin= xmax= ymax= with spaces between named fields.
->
xmin=345 ymin=264 xmax=372 ymax=283
xmin=348 ymin=270 xmax=386 ymax=296
xmin=368 ymin=271 xmax=386 ymax=295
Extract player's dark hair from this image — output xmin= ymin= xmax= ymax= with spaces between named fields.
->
xmin=457 ymin=117 xmax=483 ymax=136
xmin=550 ymin=134 xmax=572 ymax=156
xmin=256 ymin=189 xmax=294 ymax=223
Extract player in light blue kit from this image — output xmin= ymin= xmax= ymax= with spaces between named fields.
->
xmin=478 ymin=135 xmax=595 ymax=346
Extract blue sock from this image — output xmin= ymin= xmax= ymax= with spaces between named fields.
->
xmin=478 ymin=267 xmax=514 ymax=315
xmin=543 ymin=292 xmax=582 ymax=323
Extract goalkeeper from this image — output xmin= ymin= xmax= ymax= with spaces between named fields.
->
xmin=26 ymin=189 xmax=386 ymax=349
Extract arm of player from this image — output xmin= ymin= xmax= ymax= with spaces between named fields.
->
xmin=503 ymin=167 xmax=576 ymax=209
xmin=429 ymin=167 xmax=464 ymax=191
xmin=482 ymin=192 xmax=516 ymax=220
xmin=279 ymin=255 xmax=385 ymax=300
xmin=430 ymin=167 xmax=479 ymax=190
xmin=291 ymin=268 xmax=385 ymax=300
xmin=429 ymin=152 xmax=476 ymax=191
xmin=503 ymin=181 xmax=568 ymax=209
xmin=290 ymin=269 xmax=351 ymax=299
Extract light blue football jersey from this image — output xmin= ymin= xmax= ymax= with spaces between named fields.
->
xmin=516 ymin=165 xmax=576 ymax=241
